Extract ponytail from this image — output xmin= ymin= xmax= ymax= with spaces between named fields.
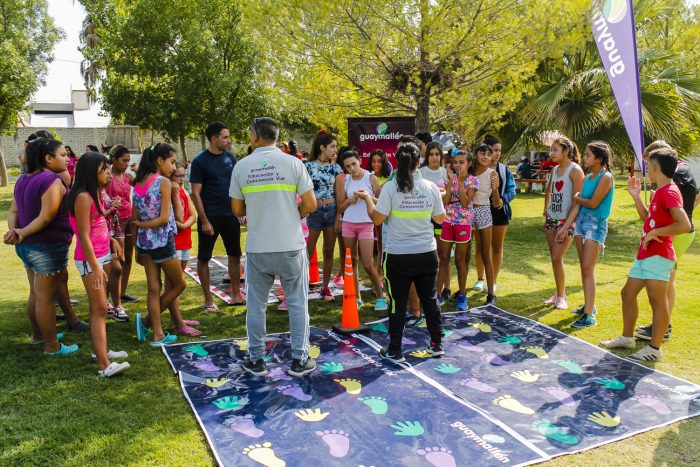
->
xmin=552 ymin=136 xmax=581 ymax=166
xmin=395 ymin=143 xmax=420 ymax=193
xmin=586 ymin=141 xmax=613 ymax=172
xmin=309 ymin=130 xmax=336 ymax=162
xmin=25 ymin=138 xmax=64 ymax=173
xmin=134 ymin=143 xmax=176 ymax=184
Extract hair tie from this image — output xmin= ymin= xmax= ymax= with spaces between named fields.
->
xmin=319 ymin=129 xmax=327 ymax=135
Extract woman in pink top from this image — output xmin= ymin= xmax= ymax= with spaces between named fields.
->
xmin=106 ymin=145 xmax=138 ymax=304
xmin=68 ymin=152 xmax=130 ymax=377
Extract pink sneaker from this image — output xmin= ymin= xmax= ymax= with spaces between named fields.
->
xmin=332 ymin=275 xmax=344 ymax=288
xmin=278 ymin=299 xmax=289 ymax=311
xmin=544 ymin=295 xmax=558 ymax=305
xmin=321 ymin=286 xmax=335 ymax=302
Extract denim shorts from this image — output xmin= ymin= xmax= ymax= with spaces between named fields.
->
xmin=175 ymin=249 xmax=191 ymax=262
xmin=307 ymin=203 xmax=337 ymax=231
xmin=629 ymin=255 xmax=675 ymax=282
xmin=75 ymin=253 xmax=112 ymax=277
xmin=16 ymin=242 xmax=69 ymax=275
xmin=137 ymin=234 xmax=176 ymax=264
xmin=574 ymin=212 xmax=609 ymax=246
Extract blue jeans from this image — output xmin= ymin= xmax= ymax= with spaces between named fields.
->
xmin=16 ymin=242 xmax=69 ymax=275
xmin=574 ymin=212 xmax=609 ymax=246
xmin=307 ymin=203 xmax=337 ymax=230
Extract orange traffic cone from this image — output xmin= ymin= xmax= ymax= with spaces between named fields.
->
xmin=309 ymin=250 xmax=321 ymax=286
xmin=332 ymin=248 xmax=369 ymax=335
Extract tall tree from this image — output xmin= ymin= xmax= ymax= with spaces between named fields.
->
xmin=0 ymin=0 xmax=62 ymax=186
xmin=79 ymin=0 xmax=270 ymax=160
xmin=245 ymin=0 xmax=587 ymax=138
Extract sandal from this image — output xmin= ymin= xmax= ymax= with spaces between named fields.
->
xmin=229 ymin=299 xmax=246 ymax=306
xmin=45 ymin=343 xmax=79 ymax=356
xmin=184 ymin=320 xmax=201 ymax=326
xmin=31 ymin=332 xmax=64 ymax=345
xmin=176 ymin=326 xmax=202 ymax=337
xmin=202 ymin=303 xmax=220 ymax=313
xmin=150 ymin=332 xmax=177 ymax=347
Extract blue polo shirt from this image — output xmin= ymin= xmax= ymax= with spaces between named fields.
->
xmin=189 ymin=149 xmax=236 ymax=217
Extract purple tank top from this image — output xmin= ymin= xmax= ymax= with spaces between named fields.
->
xmin=14 ymin=171 xmax=72 ymax=245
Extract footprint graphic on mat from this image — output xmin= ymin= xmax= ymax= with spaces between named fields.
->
xmin=631 ymin=395 xmax=671 ymax=415
xmin=191 ymin=358 xmax=219 ymax=372
xmin=416 ymin=447 xmax=456 ymax=467
xmin=457 ymin=341 xmax=485 ymax=352
xmin=460 ymin=378 xmax=498 ymax=393
xmin=335 ymin=378 xmax=362 ymax=395
xmin=532 ymin=419 xmax=580 ymax=445
xmin=481 ymin=353 xmax=509 ymax=366
xmin=268 ymin=367 xmax=293 ymax=381
xmin=315 ymin=430 xmax=350 ymax=458
xmin=522 ymin=346 xmax=549 ymax=359
xmin=493 ymin=395 xmax=535 ymax=415
xmin=308 ymin=345 xmax=321 ymax=359
xmin=235 ymin=339 xmax=249 ymax=351
xmin=358 ymin=396 xmax=388 ymax=415
xmin=242 ymin=442 xmax=286 ymax=467
xmin=539 ymin=386 xmax=575 ymax=406
xmin=554 ymin=359 xmax=584 ymax=374
xmin=277 ymin=384 xmax=312 ymax=401
xmin=225 ymin=414 xmax=264 ymax=438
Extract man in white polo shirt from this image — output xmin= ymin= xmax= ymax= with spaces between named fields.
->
xmin=230 ymin=117 xmax=318 ymax=377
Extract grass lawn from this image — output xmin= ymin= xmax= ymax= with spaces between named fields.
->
xmin=1 ymin=180 xmax=698 ymax=466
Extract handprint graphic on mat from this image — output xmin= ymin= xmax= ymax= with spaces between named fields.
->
xmin=391 ymin=421 xmax=425 ymax=436
xmin=371 ymin=324 xmax=388 ymax=333
xmin=203 ymin=377 xmax=230 ymax=388
xmin=471 ymin=323 xmax=492 ymax=333
xmin=554 ymin=359 xmax=584 ymax=374
xmin=184 ymin=343 xmax=208 ymax=357
xmin=522 ymin=346 xmax=549 ymax=359
xmin=510 ymin=370 xmax=540 ymax=383
xmin=235 ymin=339 xmax=249 ymax=351
xmin=308 ymin=345 xmax=321 ymax=359
xmin=532 ymin=419 xmax=580 ymax=445
xmin=588 ymin=411 xmax=621 ymax=427
xmin=410 ymin=350 xmax=433 ymax=358
xmin=435 ymin=363 xmax=461 ymax=374
xmin=294 ymin=408 xmax=330 ymax=422
xmin=593 ymin=377 xmax=625 ymax=390
xmin=319 ymin=362 xmax=345 ymax=373
xmin=497 ymin=335 xmax=522 ymax=345
xmin=212 ymin=395 xmax=247 ymax=411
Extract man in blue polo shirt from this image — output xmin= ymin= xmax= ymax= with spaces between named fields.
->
xmin=190 ymin=121 xmax=245 ymax=311
xmin=230 ymin=117 xmax=317 ymax=377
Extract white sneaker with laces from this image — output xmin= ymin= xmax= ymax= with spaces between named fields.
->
xmin=92 ymin=350 xmax=129 ymax=360
xmin=98 ymin=361 xmax=131 ymax=378
xmin=600 ymin=336 xmax=635 ymax=350
xmin=472 ymin=280 xmax=485 ymax=292
xmin=628 ymin=345 xmax=662 ymax=362
xmin=555 ymin=296 xmax=568 ymax=310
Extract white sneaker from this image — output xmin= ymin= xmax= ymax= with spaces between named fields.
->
xmin=544 ymin=294 xmax=558 ymax=305
xmin=98 ymin=361 xmax=131 ymax=378
xmin=493 ymin=283 xmax=498 ymax=292
xmin=628 ymin=345 xmax=662 ymax=362
xmin=472 ymin=280 xmax=485 ymax=292
xmin=600 ymin=336 xmax=635 ymax=350
xmin=555 ymin=296 xmax=568 ymax=310
xmin=92 ymin=350 xmax=129 ymax=360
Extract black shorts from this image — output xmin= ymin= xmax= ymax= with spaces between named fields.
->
xmin=197 ymin=216 xmax=242 ymax=261
xmin=491 ymin=205 xmax=509 ymax=226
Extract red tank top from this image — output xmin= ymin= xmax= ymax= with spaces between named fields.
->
xmin=174 ymin=187 xmax=192 ymax=250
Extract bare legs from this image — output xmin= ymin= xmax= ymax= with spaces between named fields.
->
xmin=545 ymin=230 xmax=574 ymax=298
xmin=575 ymin=237 xmax=601 ymax=316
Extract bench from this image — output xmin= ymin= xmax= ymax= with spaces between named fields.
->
xmin=515 ymin=178 xmax=547 ymax=194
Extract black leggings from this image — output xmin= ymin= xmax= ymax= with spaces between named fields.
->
xmin=384 ymin=250 xmax=442 ymax=352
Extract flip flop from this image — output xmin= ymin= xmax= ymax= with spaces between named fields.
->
xmin=184 ymin=320 xmax=201 ymax=326
xmin=45 ymin=343 xmax=79 ymax=356
xmin=31 ymin=333 xmax=64 ymax=345
xmin=202 ymin=303 xmax=220 ymax=313
xmin=176 ymin=326 xmax=202 ymax=337
xmin=229 ymin=298 xmax=246 ymax=306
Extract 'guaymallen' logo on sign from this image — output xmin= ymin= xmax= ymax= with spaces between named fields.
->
xmin=376 ymin=122 xmax=388 ymax=135
xmin=603 ymin=0 xmax=628 ymax=23
xmin=359 ymin=122 xmax=404 ymax=142
xmin=592 ymin=0 xmax=628 ymax=78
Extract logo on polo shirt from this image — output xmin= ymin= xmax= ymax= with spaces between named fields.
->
xmin=260 ymin=161 xmax=269 ymax=168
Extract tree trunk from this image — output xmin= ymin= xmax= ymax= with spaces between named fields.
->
xmin=179 ymin=134 xmax=189 ymax=162
xmin=0 ymin=144 xmax=8 ymax=187
xmin=415 ymin=90 xmax=431 ymax=133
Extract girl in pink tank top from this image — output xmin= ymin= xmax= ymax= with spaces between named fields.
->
xmin=67 ymin=152 xmax=130 ymax=377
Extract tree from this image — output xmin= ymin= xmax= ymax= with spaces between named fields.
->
xmin=79 ymin=0 xmax=271 ymax=160
xmin=0 ymin=0 xmax=62 ymax=186
xmin=244 ymin=0 xmax=588 ymax=138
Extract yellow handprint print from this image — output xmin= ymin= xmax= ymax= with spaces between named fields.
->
xmin=236 ymin=339 xmax=249 ymax=351
xmin=471 ymin=322 xmax=492 ymax=333
xmin=294 ymin=409 xmax=330 ymax=422
xmin=588 ymin=411 xmax=621 ymax=427
xmin=309 ymin=345 xmax=321 ymax=359
xmin=203 ymin=377 xmax=231 ymax=388
xmin=409 ymin=350 xmax=432 ymax=358
xmin=510 ymin=370 xmax=540 ymax=383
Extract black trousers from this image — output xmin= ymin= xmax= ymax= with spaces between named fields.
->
xmin=384 ymin=250 xmax=442 ymax=352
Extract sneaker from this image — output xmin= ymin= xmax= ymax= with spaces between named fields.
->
xmin=438 ymin=295 xmax=446 ymax=306
xmin=321 ymin=286 xmax=335 ymax=302
xmin=493 ymin=283 xmax=498 ymax=293
xmin=485 ymin=294 xmax=497 ymax=306
xmin=544 ymin=295 xmax=559 ymax=305
xmin=555 ymin=296 xmax=568 ymax=310
xmin=456 ymin=293 xmax=468 ymax=311
xmin=426 ymin=341 xmax=445 ymax=357
xmin=332 ymin=275 xmax=344 ymax=288
xmin=405 ymin=314 xmax=424 ymax=328
xmin=634 ymin=324 xmax=671 ymax=342
xmin=288 ymin=358 xmax=316 ymax=377
xmin=92 ymin=350 xmax=129 ymax=360
xmin=571 ymin=304 xmax=597 ymax=316
xmin=628 ymin=345 xmax=662 ymax=362
xmin=374 ymin=298 xmax=388 ymax=312
xmin=241 ymin=358 xmax=268 ymax=376
xmin=357 ymin=298 xmax=364 ymax=308
xmin=277 ymin=299 xmax=289 ymax=312
xmin=120 ymin=294 xmax=140 ymax=303
xmin=98 ymin=361 xmax=130 ymax=378
xmin=600 ymin=335 xmax=636 ymax=350
xmin=135 ymin=313 xmax=150 ymax=342
xmin=472 ymin=280 xmax=485 ymax=292
xmin=571 ymin=314 xmax=597 ymax=329
xmin=109 ymin=305 xmax=130 ymax=322
xmin=440 ymin=288 xmax=451 ymax=303
xmin=379 ymin=348 xmax=406 ymax=363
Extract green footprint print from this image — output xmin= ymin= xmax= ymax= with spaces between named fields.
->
xmin=358 ymin=396 xmax=388 ymax=415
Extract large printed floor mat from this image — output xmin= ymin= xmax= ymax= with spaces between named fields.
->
xmin=162 ymin=306 xmax=700 ymax=466
xmin=366 ymin=305 xmax=700 ymax=458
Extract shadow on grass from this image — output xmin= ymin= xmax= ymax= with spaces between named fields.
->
xmin=651 ymin=418 xmax=700 ymax=466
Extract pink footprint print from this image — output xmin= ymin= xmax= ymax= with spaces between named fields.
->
xmin=277 ymin=384 xmax=312 ymax=401
xmin=402 ymin=336 xmax=416 ymax=345
xmin=632 ymin=395 xmax=671 ymax=415
xmin=482 ymin=353 xmax=509 ymax=366
xmin=225 ymin=414 xmax=264 ymax=438
xmin=460 ymin=378 xmax=498 ymax=393
xmin=416 ymin=447 xmax=456 ymax=467
xmin=315 ymin=430 xmax=350 ymax=458
xmin=540 ymin=386 xmax=575 ymax=406
xmin=268 ymin=367 xmax=293 ymax=381
xmin=457 ymin=341 xmax=485 ymax=352
xmin=192 ymin=358 xmax=220 ymax=372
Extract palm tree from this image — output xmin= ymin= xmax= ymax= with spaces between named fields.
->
xmin=79 ymin=16 xmax=101 ymax=102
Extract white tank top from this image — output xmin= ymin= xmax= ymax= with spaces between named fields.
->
xmin=546 ymin=162 xmax=578 ymax=220
xmin=343 ymin=171 xmax=373 ymax=223
xmin=474 ymin=168 xmax=494 ymax=205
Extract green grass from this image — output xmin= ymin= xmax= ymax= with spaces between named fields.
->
xmin=1 ymin=181 xmax=699 ymax=466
